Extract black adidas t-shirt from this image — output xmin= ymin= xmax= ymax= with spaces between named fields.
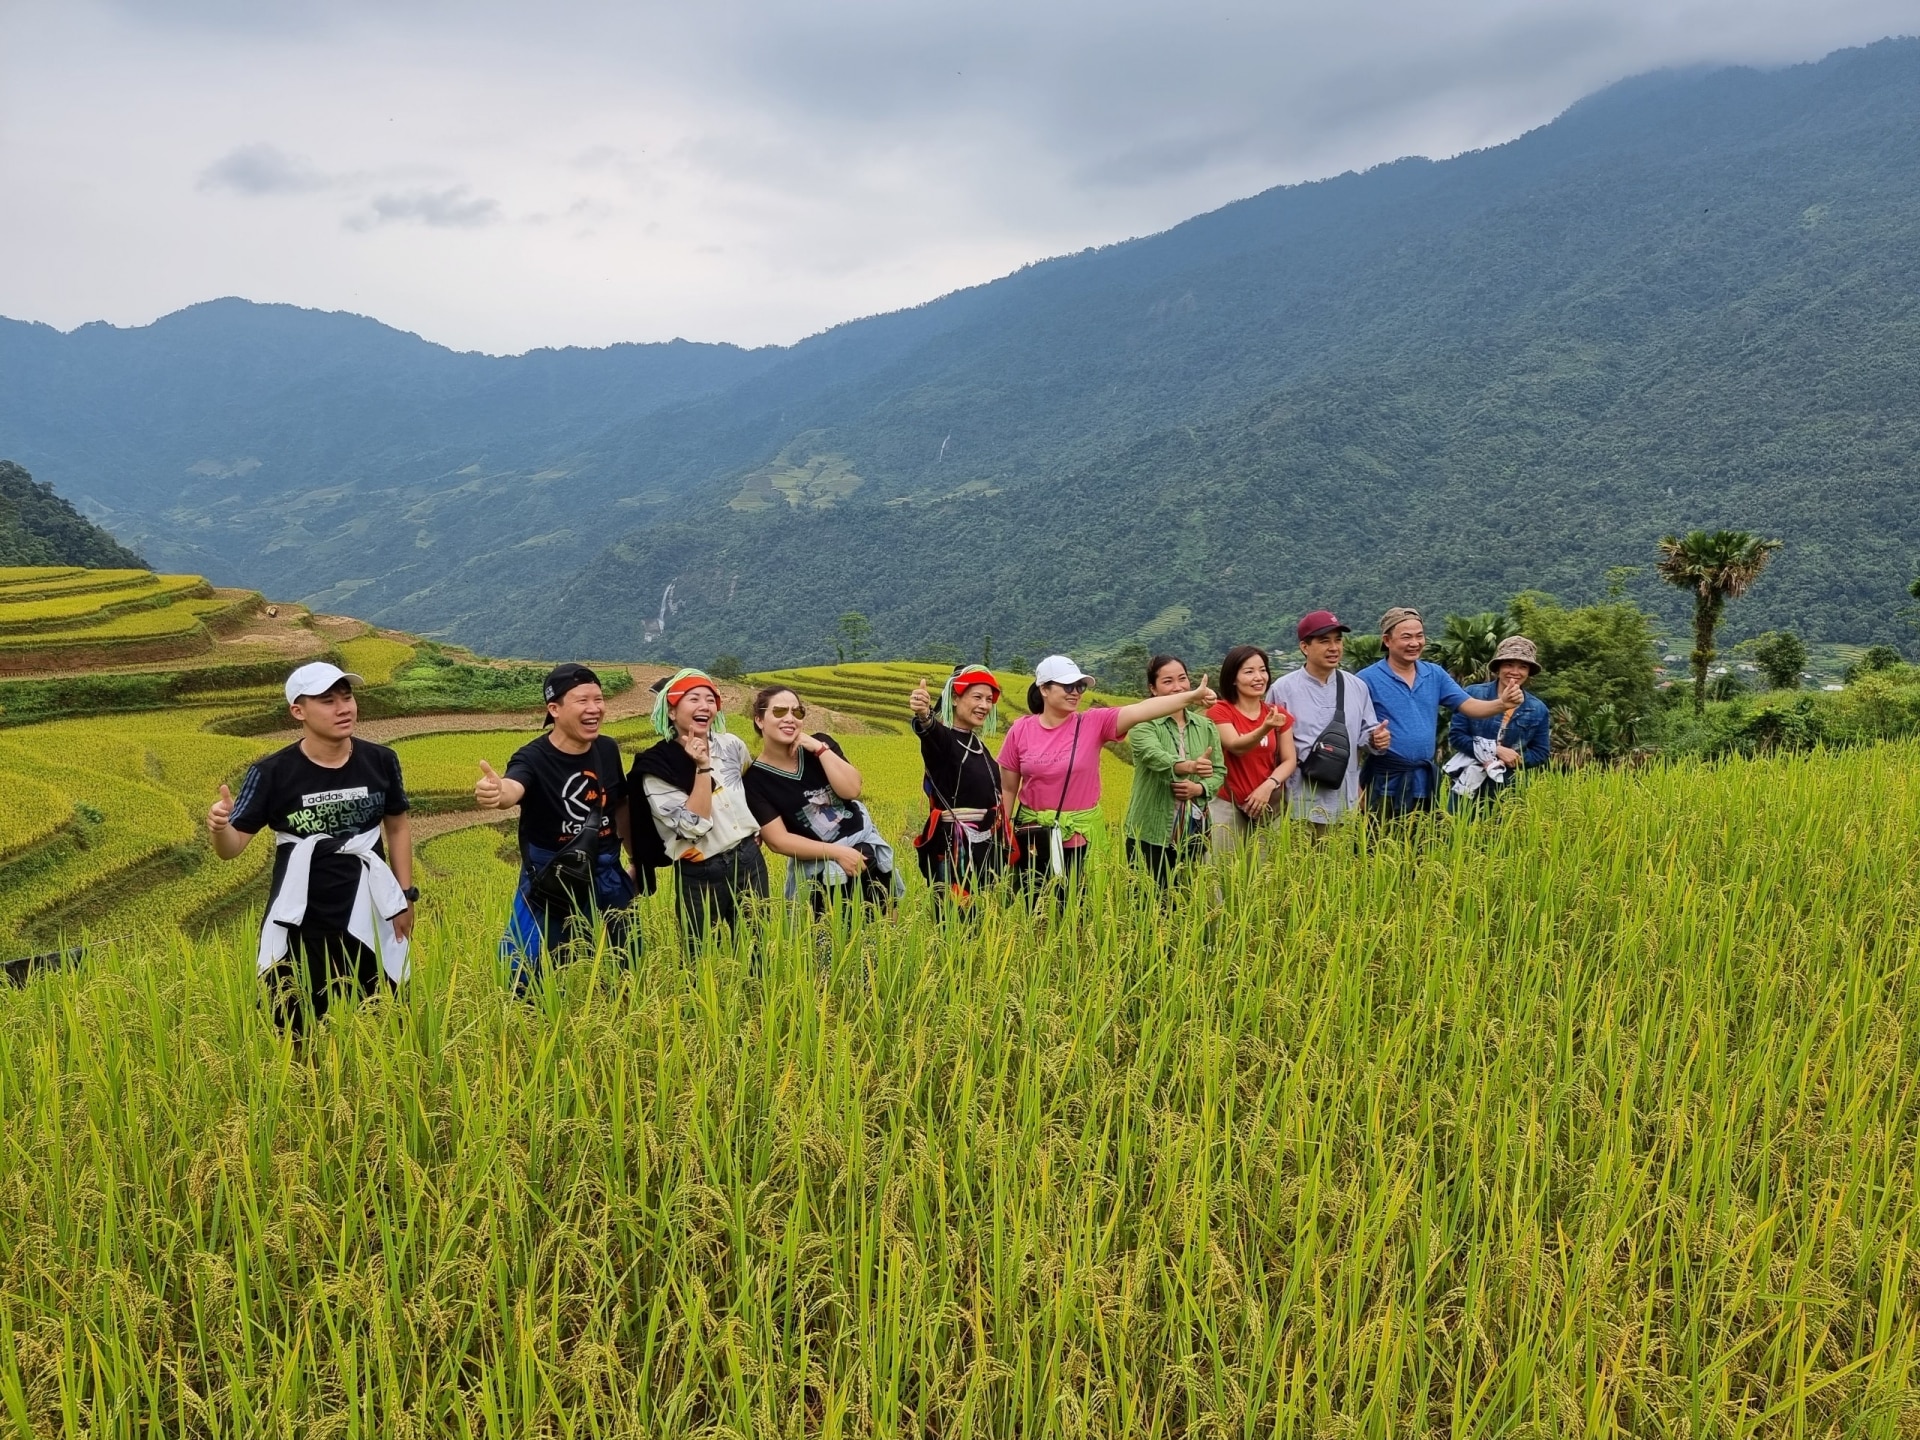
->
xmin=744 ymin=735 xmax=863 ymax=843
xmin=229 ymin=740 xmax=410 ymax=932
xmin=505 ymin=734 xmax=626 ymax=856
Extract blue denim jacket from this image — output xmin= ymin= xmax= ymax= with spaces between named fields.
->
xmin=1449 ymin=683 xmax=1552 ymax=771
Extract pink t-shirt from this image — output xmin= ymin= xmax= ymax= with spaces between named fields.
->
xmin=999 ymin=705 xmax=1121 ymax=818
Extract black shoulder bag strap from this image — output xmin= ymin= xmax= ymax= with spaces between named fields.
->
xmin=1053 ymin=715 xmax=1082 ymax=828
xmin=1306 ymin=672 xmax=1348 ymax=795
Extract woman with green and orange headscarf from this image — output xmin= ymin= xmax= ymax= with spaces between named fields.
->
xmin=628 ymin=668 xmax=768 ymax=943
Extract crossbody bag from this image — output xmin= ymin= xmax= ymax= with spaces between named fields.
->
xmin=1297 ymin=673 xmax=1352 ymax=791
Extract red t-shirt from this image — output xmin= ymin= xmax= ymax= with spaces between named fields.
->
xmin=1206 ymin=700 xmax=1294 ymax=804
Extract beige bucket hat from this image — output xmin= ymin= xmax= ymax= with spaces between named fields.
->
xmin=1490 ymin=635 xmax=1541 ymax=675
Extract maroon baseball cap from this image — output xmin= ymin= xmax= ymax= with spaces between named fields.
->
xmin=1296 ymin=610 xmax=1351 ymax=642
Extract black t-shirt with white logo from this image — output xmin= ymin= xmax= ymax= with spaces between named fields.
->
xmin=228 ymin=740 xmax=410 ymax=932
xmin=744 ymin=735 xmax=863 ymax=843
xmin=505 ymin=734 xmax=626 ymax=856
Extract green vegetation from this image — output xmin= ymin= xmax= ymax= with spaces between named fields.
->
xmin=1432 ymin=610 xmax=1517 ymax=684
xmin=0 ymin=659 xmax=302 ymax=728
xmin=834 ymin=611 xmax=874 ymax=664
xmin=362 ymin=642 xmax=632 ymax=718
xmin=1666 ymin=663 xmax=1920 ymax=759
xmin=0 ymin=460 xmax=145 ymax=569
xmin=1505 ymin=592 xmax=1662 ymax=760
xmin=1750 ymin=629 xmax=1809 ymax=690
xmin=0 ymin=741 xmax=1916 ymax=1433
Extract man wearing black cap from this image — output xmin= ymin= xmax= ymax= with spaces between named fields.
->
xmin=1266 ymin=611 xmax=1389 ymax=834
xmin=474 ymin=663 xmax=638 ymax=989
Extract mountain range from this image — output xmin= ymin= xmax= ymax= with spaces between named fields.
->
xmin=4 ymin=37 xmax=1919 ymax=667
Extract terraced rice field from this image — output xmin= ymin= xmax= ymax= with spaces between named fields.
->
xmin=0 ymin=567 xmax=263 ymax=674
xmin=0 ymin=712 xmax=274 ymax=951
xmin=0 ymin=740 xmax=1915 ymax=1435
xmin=0 ymin=571 xmax=209 ymax=631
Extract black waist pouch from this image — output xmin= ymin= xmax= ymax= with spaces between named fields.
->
xmin=527 ymin=805 xmax=602 ymax=911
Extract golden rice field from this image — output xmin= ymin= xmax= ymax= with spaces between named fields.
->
xmin=0 ymin=718 xmax=1915 ymax=1436
xmin=335 ymin=635 xmax=416 ymax=686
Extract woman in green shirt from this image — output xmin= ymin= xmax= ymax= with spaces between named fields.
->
xmin=1124 ymin=654 xmax=1226 ymax=884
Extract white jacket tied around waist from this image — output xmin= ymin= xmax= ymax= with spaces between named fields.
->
xmin=259 ymin=826 xmax=411 ymax=982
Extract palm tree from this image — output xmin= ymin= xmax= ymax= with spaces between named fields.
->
xmin=1656 ymin=530 xmax=1783 ymax=714
xmin=1436 ymin=610 xmax=1516 ymax=683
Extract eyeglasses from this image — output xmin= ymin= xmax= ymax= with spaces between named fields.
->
xmin=1048 ymin=681 xmax=1091 ymax=694
xmin=766 ymin=704 xmax=808 ymax=719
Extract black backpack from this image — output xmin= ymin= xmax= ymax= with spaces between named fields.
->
xmin=1297 ymin=673 xmax=1352 ymax=790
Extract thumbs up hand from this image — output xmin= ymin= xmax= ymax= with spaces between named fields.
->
xmin=475 ymin=760 xmax=504 ymax=809
xmin=1191 ymin=673 xmax=1218 ymax=708
xmin=909 ymin=677 xmax=933 ymax=719
xmin=207 ymin=783 xmax=234 ymax=833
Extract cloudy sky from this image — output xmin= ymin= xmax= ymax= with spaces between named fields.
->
xmin=0 ymin=0 xmax=1911 ymax=354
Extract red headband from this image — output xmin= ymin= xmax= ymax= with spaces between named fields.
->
xmin=665 ymin=672 xmax=719 ymax=708
xmin=950 ymin=667 xmax=1000 ymax=698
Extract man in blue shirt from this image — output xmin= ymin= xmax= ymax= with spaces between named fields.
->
xmin=1357 ymin=607 xmax=1519 ymax=817
xmin=1447 ymin=635 xmax=1553 ymax=807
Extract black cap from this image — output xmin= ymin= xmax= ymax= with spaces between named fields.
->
xmin=542 ymin=662 xmax=601 ymax=724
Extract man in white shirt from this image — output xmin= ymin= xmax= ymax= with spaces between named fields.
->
xmin=1265 ymin=610 xmax=1389 ymax=833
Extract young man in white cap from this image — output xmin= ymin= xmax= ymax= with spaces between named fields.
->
xmin=208 ymin=661 xmax=415 ymax=1033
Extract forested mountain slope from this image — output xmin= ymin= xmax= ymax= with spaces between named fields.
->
xmin=4 ymin=38 xmax=1918 ymax=663
xmin=0 ymin=462 xmax=145 ymax=569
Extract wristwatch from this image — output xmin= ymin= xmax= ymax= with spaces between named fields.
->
xmin=402 ymin=885 xmax=420 ymax=903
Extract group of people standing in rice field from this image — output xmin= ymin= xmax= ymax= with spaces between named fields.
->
xmin=203 ymin=605 xmax=1552 ymax=1032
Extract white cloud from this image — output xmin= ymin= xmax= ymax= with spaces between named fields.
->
xmin=198 ymin=142 xmax=330 ymax=195
xmin=0 ymin=0 xmax=1914 ymax=353
xmin=348 ymin=186 xmax=502 ymax=230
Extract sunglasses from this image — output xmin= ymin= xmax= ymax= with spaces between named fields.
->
xmin=1046 ymin=680 xmax=1091 ymax=694
xmin=766 ymin=703 xmax=808 ymax=719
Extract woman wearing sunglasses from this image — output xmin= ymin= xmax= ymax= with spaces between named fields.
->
xmin=744 ymin=686 xmax=899 ymax=912
xmin=998 ymin=654 xmax=1217 ymax=894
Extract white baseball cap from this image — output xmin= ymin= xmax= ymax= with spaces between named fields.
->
xmin=1033 ymin=655 xmax=1093 ymax=687
xmin=284 ymin=661 xmax=365 ymax=705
